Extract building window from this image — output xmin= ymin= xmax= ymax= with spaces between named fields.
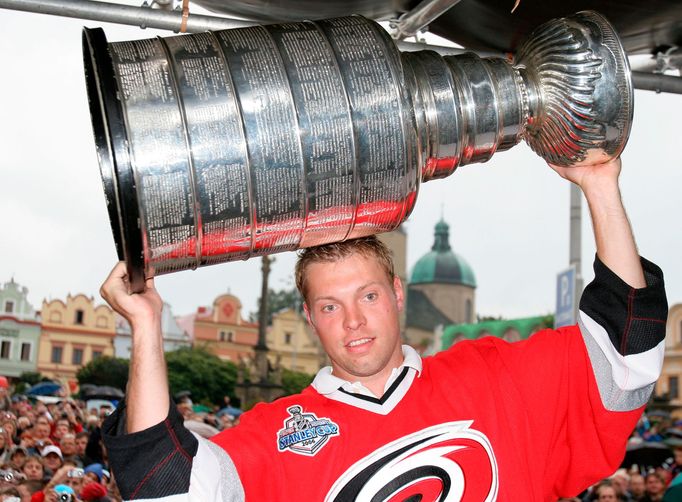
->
xmin=0 ymin=341 xmax=10 ymax=359
xmin=74 ymin=310 xmax=85 ymax=325
xmin=51 ymin=346 xmax=63 ymax=364
xmin=72 ymin=348 xmax=84 ymax=365
xmin=219 ymin=331 xmax=226 ymax=342
xmin=670 ymin=376 xmax=679 ymax=399
xmin=4 ymin=301 xmax=14 ymax=313
xmin=227 ymin=332 xmax=234 ymax=342
xmin=20 ymin=343 xmax=31 ymax=361
xmin=284 ymin=332 xmax=292 ymax=345
xmin=92 ymin=350 xmax=102 ymax=359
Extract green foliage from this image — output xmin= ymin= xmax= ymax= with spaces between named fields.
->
xmin=281 ymin=368 xmax=314 ymax=396
xmin=165 ymin=345 xmax=238 ymax=407
xmin=76 ymin=356 xmax=129 ymax=390
xmin=252 ymin=287 xmax=303 ymax=325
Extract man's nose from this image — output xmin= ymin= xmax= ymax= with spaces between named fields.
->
xmin=343 ymin=305 xmax=366 ymax=330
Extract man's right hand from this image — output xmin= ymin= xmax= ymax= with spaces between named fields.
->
xmin=100 ymin=262 xmax=163 ymax=331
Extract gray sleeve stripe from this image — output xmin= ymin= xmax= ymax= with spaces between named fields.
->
xmin=579 ymin=312 xmax=662 ymax=412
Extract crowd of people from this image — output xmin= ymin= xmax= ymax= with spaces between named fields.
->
xmin=560 ymin=412 xmax=682 ymax=502
xmin=0 ymin=378 xmax=119 ymax=502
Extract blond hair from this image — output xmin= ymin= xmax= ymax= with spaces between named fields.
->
xmin=295 ymin=236 xmax=395 ymax=303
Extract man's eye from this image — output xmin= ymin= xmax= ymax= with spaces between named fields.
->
xmin=321 ymin=304 xmax=336 ymax=313
xmin=365 ymin=292 xmax=378 ymax=301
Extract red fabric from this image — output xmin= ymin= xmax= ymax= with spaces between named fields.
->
xmin=30 ymin=491 xmax=45 ymax=502
xmin=212 ymin=326 xmax=642 ymax=501
xmin=81 ymin=481 xmax=108 ymax=500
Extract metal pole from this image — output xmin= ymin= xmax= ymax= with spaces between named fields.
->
xmin=391 ymin=0 xmax=462 ymax=40
xmin=569 ymin=184 xmax=583 ymax=322
xmin=0 ymin=0 xmax=255 ymax=33
xmin=632 ymin=71 xmax=682 ymax=94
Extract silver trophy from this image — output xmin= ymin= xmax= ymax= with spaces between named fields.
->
xmin=83 ymin=11 xmax=632 ymax=292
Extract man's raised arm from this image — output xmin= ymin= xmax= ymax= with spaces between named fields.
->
xmin=100 ymin=262 xmax=169 ymax=432
xmin=551 ymin=157 xmax=667 ymax=413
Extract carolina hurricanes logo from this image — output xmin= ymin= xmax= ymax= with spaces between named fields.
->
xmin=325 ymin=421 xmax=498 ymax=502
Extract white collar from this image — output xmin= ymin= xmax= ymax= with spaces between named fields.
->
xmin=311 ymin=344 xmax=422 ymax=397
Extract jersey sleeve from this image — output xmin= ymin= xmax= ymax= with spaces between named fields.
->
xmin=101 ymin=399 xmax=245 ymax=501
xmin=485 ymin=255 xmax=666 ymax=498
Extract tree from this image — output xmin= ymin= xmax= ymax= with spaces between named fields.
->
xmin=251 ymin=287 xmax=303 ymax=325
xmin=77 ymin=356 xmax=129 ymax=390
xmin=165 ymin=346 xmax=238 ymax=407
xmin=281 ymin=368 xmax=314 ymax=396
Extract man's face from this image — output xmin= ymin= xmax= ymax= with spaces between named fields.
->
xmin=629 ymin=474 xmax=645 ymax=497
xmin=646 ymin=475 xmax=665 ymax=495
xmin=75 ymin=435 xmax=88 ymax=455
xmin=304 ymin=254 xmax=404 ymax=386
xmin=597 ymin=486 xmax=617 ymax=501
xmin=60 ymin=436 xmax=77 ymax=456
xmin=33 ymin=423 xmax=50 ymax=440
xmin=42 ymin=452 xmax=62 ymax=471
xmin=54 ymin=420 xmax=69 ymax=439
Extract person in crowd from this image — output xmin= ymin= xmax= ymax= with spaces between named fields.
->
xmin=99 ymin=156 xmax=668 ymax=500
xmin=591 ymin=480 xmax=619 ymax=501
xmin=20 ymin=456 xmax=42 ymax=482
xmin=0 ymin=486 xmax=21 ymax=501
xmin=58 ymin=436 xmax=79 ymax=467
xmin=39 ymin=447 xmax=62 ymax=477
xmin=0 ymin=379 xmax=11 ymax=412
xmin=629 ymin=473 xmax=647 ymax=501
xmin=641 ymin=471 xmax=667 ymax=502
xmin=73 ymin=433 xmax=88 ymax=466
xmin=6 ymin=447 xmax=28 ymax=471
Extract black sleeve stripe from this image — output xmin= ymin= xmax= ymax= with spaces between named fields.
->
xmin=102 ymin=398 xmax=198 ymax=500
xmin=580 ymin=255 xmax=667 ymax=357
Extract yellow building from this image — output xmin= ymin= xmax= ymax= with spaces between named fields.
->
xmin=657 ymin=303 xmax=682 ymax=416
xmin=266 ymin=308 xmax=326 ymax=375
xmin=39 ymin=294 xmax=116 ymax=386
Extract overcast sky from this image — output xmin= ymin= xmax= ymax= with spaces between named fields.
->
xmin=1 ymin=6 xmax=681 ymax=323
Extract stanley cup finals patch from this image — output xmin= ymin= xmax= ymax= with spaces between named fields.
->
xmin=277 ymin=405 xmax=340 ymax=456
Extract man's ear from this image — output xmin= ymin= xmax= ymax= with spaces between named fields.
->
xmin=303 ymin=303 xmax=314 ymax=327
xmin=393 ymin=275 xmax=405 ymax=312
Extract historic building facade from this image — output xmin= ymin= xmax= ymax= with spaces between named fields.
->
xmin=114 ymin=302 xmax=191 ymax=358
xmin=405 ymin=219 xmax=476 ymax=350
xmin=657 ymin=303 xmax=682 ymax=415
xmin=266 ymin=308 xmax=326 ymax=375
xmin=193 ymin=294 xmax=258 ymax=363
xmin=0 ymin=279 xmax=40 ymax=377
xmin=38 ymin=294 xmax=116 ymax=384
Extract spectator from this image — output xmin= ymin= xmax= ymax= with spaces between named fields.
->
xmin=74 ymin=433 xmax=88 ymax=465
xmin=20 ymin=456 xmax=42 ymax=482
xmin=641 ymin=471 xmax=667 ymax=502
xmin=592 ymin=480 xmax=619 ymax=501
xmin=39 ymin=447 xmax=62 ymax=476
xmin=58 ymin=436 xmax=79 ymax=467
xmin=630 ymin=473 xmax=646 ymax=501
xmin=0 ymin=378 xmax=11 ymax=412
xmin=83 ymin=464 xmax=105 ymax=485
xmin=7 ymin=446 xmax=28 ymax=471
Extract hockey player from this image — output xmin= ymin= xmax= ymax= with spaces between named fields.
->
xmin=99 ymin=157 xmax=667 ymax=501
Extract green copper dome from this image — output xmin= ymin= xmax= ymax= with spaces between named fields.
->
xmin=410 ymin=219 xmax=476 ymax=287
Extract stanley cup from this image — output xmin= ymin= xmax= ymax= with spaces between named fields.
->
xmin=82 ymin=11 xmax=632 ymax=292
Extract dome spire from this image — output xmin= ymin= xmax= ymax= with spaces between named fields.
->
xmin=432 ymin=219 xmax=451 ymax=252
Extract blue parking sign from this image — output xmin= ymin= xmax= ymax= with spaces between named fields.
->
xmin=555 ymin=266 xmax=576 ymax=328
